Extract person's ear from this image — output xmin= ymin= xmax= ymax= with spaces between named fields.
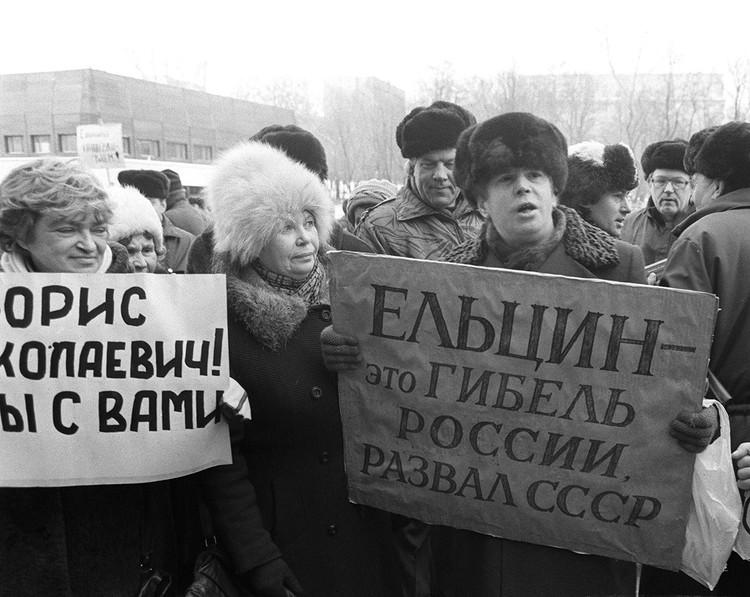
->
xmin=714 ymin=179 xmax=724 ymax=199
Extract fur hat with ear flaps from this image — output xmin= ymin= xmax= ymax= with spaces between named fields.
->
xmin=694 ymin=121 xmax=750 ymax=194
xmin=397 ymin=101 xmax=476 ymax=159
xmin=207 ymin=141 xmax=334 ymax=268
xmin=683 ymin=127 xmax=719 ymax=175
xmin=454 ymin=112 xmax=568 ymax=206
xmin=559 ymin=141 xmax=638 ymax=211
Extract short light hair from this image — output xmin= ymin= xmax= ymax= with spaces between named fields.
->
xmin=0 ymin=158 xmax=112 ymax=253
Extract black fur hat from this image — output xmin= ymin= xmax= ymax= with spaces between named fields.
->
xmin=559 ymin=141 xmax=638 ymax=211
xmin=694 ymin=121 xmax=750 ymax=194
xmin=117 ymin=169 xmax=169 ymax=200
xmin=640 ymin=139 xmax=688 ymax=178
xmin=454 ymin=112 xmax=568 ymax=205
xmin=397 ymin=101 xmax=476 ymax=159
xmin=250 ymin=124 xmax=328 ymax=181
xmin=683 ymin=126 xmax=719 ymax=175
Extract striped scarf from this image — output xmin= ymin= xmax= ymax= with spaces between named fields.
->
xmin=252 ymin=257 xmax=325 ymax=307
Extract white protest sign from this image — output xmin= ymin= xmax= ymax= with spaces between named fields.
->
xmin=329 ymin=251 xmax=718 ymax=571
xmin=76 ymin=123 xmax=125 ymax=168
xmin=0 ymin=273 xmax=231 ymax=486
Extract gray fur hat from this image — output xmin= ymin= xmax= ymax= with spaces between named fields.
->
xmin=207 ymin=142 xmax=334 ymax=267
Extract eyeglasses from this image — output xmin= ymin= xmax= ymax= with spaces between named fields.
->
xmin=651 ymin=177 xmax=690 ymax=190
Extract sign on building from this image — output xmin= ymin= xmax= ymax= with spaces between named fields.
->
xmin=76 ymin=123 xmax=125 ymax=169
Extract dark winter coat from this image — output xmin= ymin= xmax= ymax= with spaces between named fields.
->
xmin=163 ymin=213 xmax=195 ymax=273
xmin=201 ymin=257 xmax=397 ymax=597
xmin=0 ymin=242 xmax=201 ymax=597
xmin=621 ymin=197 xmax=695 ymax=265
xmin=661 ymin=188 xmax=750 ymax=449
xmin=430 ymin=207 xmax=644 ymax=597
xmin=355 ymin=180 xmax=484 ymax=260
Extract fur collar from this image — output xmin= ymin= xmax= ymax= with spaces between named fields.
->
xmin=444 ymin=206 xmax=619 ymax=270
xmin=217 ymin=249 xmax=330 ymax=351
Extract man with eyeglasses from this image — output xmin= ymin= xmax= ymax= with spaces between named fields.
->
xmin=621 ymin=139 xmax=694 ymax=265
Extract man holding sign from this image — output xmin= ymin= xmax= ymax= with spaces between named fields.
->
xmin=324 ymin=113 xmax=719 ymax=596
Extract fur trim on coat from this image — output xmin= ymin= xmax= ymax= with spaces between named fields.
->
xmin=207 ymin=142 xmax=334 ymax=267
xmin=444 ymin=206 xmax=619 ymax=270
xmin=218 ymin=249 xmax=330 ymax=351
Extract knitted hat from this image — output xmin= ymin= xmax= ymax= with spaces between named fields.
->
xmin=640 ymin=139 xmax=688 ymax=178
xmin=694 ymin=121 xmax=750 ymax=194
xmin=560 ymin=141 xmax=638 ymax=211
xmin=454 ymin=112 xmax=568 ymax=205
xmin=346 ymin=179 xmax=398 ymax=225
xmin=161 ymin=168 xmax=184 ymax=206
xmin=207 ymin=141 xmax=334 ymax=267
xmin=107 ymin=184 xmax=164 ymax=252
xmin=250 ymin=124 xmax=328 ymax=181
xmin=683 ymin=127 xmax=719 ymax=175
xmin=117 ymin=170 xmax=170 ymax=200
xmin=397 ymin=101 xmax=476 ymax=159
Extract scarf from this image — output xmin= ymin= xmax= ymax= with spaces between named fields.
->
xmin=0 ymin=246 xmax=113 ymax=273
xmin=251 ymin=256 xmax=325 ymax=308
xmin=486 ymin=208 xmax=566 ymax=271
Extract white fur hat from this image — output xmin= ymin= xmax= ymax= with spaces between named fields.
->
xmin=207 ymin=141 xmax=334 ymax=266
xmin=107 ymin=184 xmax=164 ymax=251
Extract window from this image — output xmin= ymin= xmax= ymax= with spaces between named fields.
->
xmin=166 ymin=141 xmax=188 ymax=160
xmin=31 ymin=135 xmax=51 ymax=154
xmin=58 ymin=134 xmax=77 ymax=153
xmin=122 ymin=137 xmax=132 ymax=156
xmin=193 ymin=144 xmax=213 ymax=162
xmin=4 ymin=135 xmax=23 ymax=154
xmin=136 ymin=139 xmax=160 ymax=158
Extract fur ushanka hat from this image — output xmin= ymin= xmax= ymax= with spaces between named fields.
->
xmin=560 ymin=141 xmax=638 ymax=210
xmin=683 ymin=126 xmax=719 ymax=175
xmin=694 ymin=121 xmax=750 ymax=194
xmin=207 ymin=142 xmax=334 ymax=267
xmin=397 ymin=101 xmax=476 ymax=159
xmin=117 ymin=170 xmax=170 ymax=200
xmin=640 ymin=139 xmax=689 ymax=178
xmin=107 ymin=184 xmax=164 ymax=251
xmin=250 ymin=124 xmax=328 ymax=181
xmin=454 ymin=112 xmax=568 ymax=205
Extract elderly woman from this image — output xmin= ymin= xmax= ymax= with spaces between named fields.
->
xmin=200 ymin=142 xmax=396 ymax=597
xmin=0 ymin=158 xmax=189 ymax=595
xmin=559 ymin=140 xmax=640 ymax=238
xmin=108 ymin=184 xmax=168 ymax=273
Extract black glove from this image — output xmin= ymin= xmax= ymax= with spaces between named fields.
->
xmin=243 ymin=557 xmax=303 ymax=597
xmin=669 ymin=406 xmax=720 ymax=453
xmin=320 ymin=325 xmax=361 ymax=371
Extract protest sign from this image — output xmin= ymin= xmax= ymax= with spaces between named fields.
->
xmin=0 ymin=273 xmax=231 ymax=487
xmin=76 ymin=123 xmax=125 ymax=169
xmin=329 ymin=251 xmax=718 ymax=570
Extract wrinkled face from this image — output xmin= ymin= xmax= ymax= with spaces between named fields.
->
xmin=586 ymin=190 xmax=631 ymax=238
xmin=412 ymin=148 xmax=459 ymax=210
xmin=257 ymin=210 xmax=320 ymax=279
xmin=649 ymin=168 xmax=691 ymax=221
xmin=690 ymin=173 xmax=722 ymax=211
xmin=479 ymin=168 xmax=557 ymax=249
xmin=19 ymin=212 xmax=108 ymax=273
xmin=125 ymin=233 xmax=158 ymax=273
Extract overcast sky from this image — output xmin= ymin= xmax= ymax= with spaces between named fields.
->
xmin=3 ymin=0 xmax=748 ymax=99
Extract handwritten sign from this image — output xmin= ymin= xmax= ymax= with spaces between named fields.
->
xmin=329 ymin=251 xmax=718 ymax=570
xmin=77 ymin=123 xmax=125 ymax=168
xmin=0 ymin=273 xmax=231 ymax=487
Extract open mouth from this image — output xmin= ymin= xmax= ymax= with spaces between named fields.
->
xmin=517 ymin=202 xmax=537 ymax=213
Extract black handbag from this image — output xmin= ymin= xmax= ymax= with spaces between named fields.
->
xmin=184 ymin=501 xmax=252 ymax=597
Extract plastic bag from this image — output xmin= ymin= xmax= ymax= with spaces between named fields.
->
xmin=680 ymin=399 xmax=742 ymax=589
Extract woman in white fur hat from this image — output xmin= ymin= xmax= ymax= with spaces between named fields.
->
xmin=199 ymin=142 xmax=397 ymax=597
xmin=108 ymin=184 xmax=167 ymax=273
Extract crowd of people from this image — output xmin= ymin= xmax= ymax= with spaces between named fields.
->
xmin=1 ymin=100 xmax=750 ymax=596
